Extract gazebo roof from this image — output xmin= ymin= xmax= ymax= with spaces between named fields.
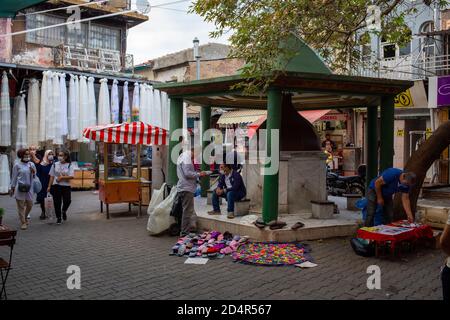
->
xmin=153 ymin=36 xmax=413 ymax=110
xmin=153 ymin=72 xmax=413 ymax=110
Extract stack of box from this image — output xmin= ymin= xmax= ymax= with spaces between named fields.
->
xmin=70 ymin=169 xmax=96 ymax=189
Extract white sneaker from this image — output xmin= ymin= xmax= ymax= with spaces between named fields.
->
xmin=27 ymin=214 xmax=31 ymax=220
xmin=20 ymin=223 xmax=28 ymax=230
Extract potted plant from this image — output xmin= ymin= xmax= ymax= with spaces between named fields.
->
xmin=0 ymin=208 xmax=4 ymax=226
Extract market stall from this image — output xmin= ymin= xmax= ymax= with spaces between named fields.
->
xmin=82 ymin=121 xmax=168 ymax=219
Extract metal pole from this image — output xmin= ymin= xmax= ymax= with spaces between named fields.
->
xmin=262 ymin=88 xmax=282 ymax=223
xmin=379 ymin=95 xmax=395 ymax=171
xmin=168 ymin=97 xmax=183 ymax=187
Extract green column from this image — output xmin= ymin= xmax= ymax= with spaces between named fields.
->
xmin=200 ymin=106 xmax=211 ymax=197
xmin=168 ymin=97 xmax=183 ymax=186
xmin=366 ymin=105 xmax=378 ymax=189
xmin=262 ymin=88 xmax=282 ymax=223
xmin=380 ymin=95 xmax=395 ymax=172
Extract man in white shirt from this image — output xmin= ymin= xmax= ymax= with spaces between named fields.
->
xmin=441 ymin=213 xmax=450 ymax=302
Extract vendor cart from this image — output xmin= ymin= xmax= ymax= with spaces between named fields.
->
xmin=83 ymin=122 xmax=167 ymax=219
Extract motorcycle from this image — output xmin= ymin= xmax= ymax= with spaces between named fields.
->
xmin=326 ymin=164 xmax=366 ymax=196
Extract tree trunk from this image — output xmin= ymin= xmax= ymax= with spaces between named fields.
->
xmin=393 ymin=121 xmax=450 ymax=220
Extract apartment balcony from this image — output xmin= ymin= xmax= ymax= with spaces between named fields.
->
xmin=55 ymin=45 xmax=134 ymax=73
xmin=352 ymin=53 xmax=450 ymax=80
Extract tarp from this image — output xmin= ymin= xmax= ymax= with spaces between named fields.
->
xmin=83 ymin=121 xmax=168 ymax=146
xmin=0 ymin=0 xmax=47 ymax=18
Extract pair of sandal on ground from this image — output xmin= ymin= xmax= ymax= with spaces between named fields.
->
xmin=254 ymin=218 xmax=305 ymax=230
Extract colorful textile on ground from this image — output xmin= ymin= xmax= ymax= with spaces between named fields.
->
xmin=233 ymin=242 xmax=312 ymax=266
xmin=170 ymin=230 xmax=249 ymax=259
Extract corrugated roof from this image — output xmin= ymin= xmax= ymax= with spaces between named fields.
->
xmin=217 ymin=109 xmax=267 ymax=125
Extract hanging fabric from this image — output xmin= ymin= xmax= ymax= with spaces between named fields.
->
xmin=11 ymin=96 xmax=20 ymax=148
xmin=67 ymin=75 xmax=78 ymax=140
xmin=53 ymin=73 xmax=65 ymax=145
xmin=15 ymin=94 xmax=27 ymax=150
xmin=139 ymin=83 xmax=147 ymax=124
xmin=153 ymin=88 xmax=162 ymax=128
xmin=161 ymin=91 xmax=169 ymax=130
xmin=0 ymin=154 xmax=10 ymax=194
xmin=0 ymin=71 xmax=11 ymax=146
xmin=27 ymin=78 xmax=40 ymax=147
xmin=78 ymin=75 xmax=89 ymax=142
xmin=87 ymin=77 xmax=97 ymax=126
xmin=98 ymin=78 xmax=111 ymax=125
xmin=111 ymin=79 xmax=120 ymax=124
xmin=59 ymin=73 xmax=68 ymax=137
xmin=132 ymin=82 xmax=140 ymax=121
xmin=38 ymin=71 xmax=48 ymax=142
xmin=45 ymin=72 xmax=57 ymax=142
xmin=122 ymin=81 xmax=131 ymax=123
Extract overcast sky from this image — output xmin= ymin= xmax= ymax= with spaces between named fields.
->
xmin=127 ymin=0 xmax=230 ymax=64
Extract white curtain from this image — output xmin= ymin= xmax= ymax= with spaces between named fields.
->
xmin=45 ymin=72 xmax=58 ymax=143
xmin=78 ymin=75 xmax=89 ymax=142
xmin=38 ymin=71 xmax=48 ymax=142
xmin=153 ymin=88 xmax=162 ymax=128
xmin=132 ymin=82 xmax=140 ymax=121
xmin=53 ymin=73 xmax=64 ymax=145
xmin=67 ymin=75 xmax=78 ymax=140
xmin=87 ymin=77 xmax=97 ymax=126
xmin=122 ymin=81 xmax=131 ymax=123
xmin=27 ymin=78 xmax=40 ymax=147
xmin=161 ymin=91 xmax=169 ymax=130
xmin=15 ymin=95 xmax=27 ymax=149
xmin=11 ymin=96 xmax=20 ymax=148
xmin=0 ymin=154 xmax=10 ymax=193
xmin=98 ymin=78 xmax=110 ymax=125
xmin=0 ymin=71 xmax=11 ymax=146
xmin=59 ymin=73 xmax=68 ymax=137
xmin=111 ymin=79 xmax=120 ymax=124
xmin=139 ymin=83 xmax=147 ymax=123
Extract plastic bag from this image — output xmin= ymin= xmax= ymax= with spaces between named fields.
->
xmin=44 ymin=193 xmax=56 ymax=223
xmin=147 ymin=186 xmax=177 ymax=235
xmin=147 ymin=183 xmax=167 ymax=216
xmin=33 ymin=176 xmax=42 ymax=194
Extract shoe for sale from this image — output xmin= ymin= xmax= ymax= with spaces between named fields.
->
xmin=62 ymin=211 xmax=67 ymax=221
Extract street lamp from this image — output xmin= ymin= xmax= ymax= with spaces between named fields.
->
xmin=193 ymin=37 xmax=200 ymax=80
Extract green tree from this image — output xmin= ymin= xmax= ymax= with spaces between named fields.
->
xmin=192 ymin=0 xmax=447 ymax=90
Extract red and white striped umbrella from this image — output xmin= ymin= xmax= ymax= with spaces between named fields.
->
xmin=82 ymin=121 xmax=168 ymax=145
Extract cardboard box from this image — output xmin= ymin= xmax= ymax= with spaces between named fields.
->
xmin=82 ymin=170 xmax=95 ymax=179
xmin=70 ymin=179 xmax=83 ymax=189
xmin=141 ymin=186 xmax=151 ymax=205
xmin=73 ymin=170 xmax=83 ymax=179
xmin=82 ymin=179 xmax=96 ymax=189
xmin=132 ymin=167 xmax=151 ymax=180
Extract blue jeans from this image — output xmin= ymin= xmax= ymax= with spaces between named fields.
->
xmin=212 ymin=190 xmax=239 ymax=213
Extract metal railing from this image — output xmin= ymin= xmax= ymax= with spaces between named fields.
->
xmin=55 ymin=45 xmax=134 ymax=73
xmin=351 ymin=53 xmax=450 ymax=80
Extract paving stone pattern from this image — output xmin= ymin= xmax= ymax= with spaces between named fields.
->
xmin=0 ymin=191 xmax=445 ymax=300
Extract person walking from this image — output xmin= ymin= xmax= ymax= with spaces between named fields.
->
xmin=47 ymin=150 xmax=74 ymax=225
xmin=36 ymin=150 xmax=54 ymax=220
xmin=10 ymin=148 xmax=36 ymax=230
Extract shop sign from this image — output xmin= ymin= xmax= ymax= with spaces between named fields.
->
xmin=394 ymin=90 xmax=413 ymax=108
xmin=437 ymin=76 xmax=450 ymax=107
xmin=319 ymin=113 xmax=348 ymax=121
xmin=396 ymin=129 xmax=404 ymax=137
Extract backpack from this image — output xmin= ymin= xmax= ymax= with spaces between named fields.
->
xmin=350 ymin=238 xmax=375 ymax=257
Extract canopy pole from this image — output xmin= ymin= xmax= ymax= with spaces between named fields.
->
xmin=200 ymin=106 xmax=211 ymax=197
xmin=380 ymin=95 xmax=395 ymax=172
xmin=366 ymin=105 xmax=378 ymax=189
xmin=262 ymin=88 xmax=282 ymax=223
xmin=168 ymin=98 xmax=183 ymax=186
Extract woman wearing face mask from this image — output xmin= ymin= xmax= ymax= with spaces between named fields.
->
xmin=10 ymin=148 xmax=37 ymax=230
xmin=47 ymin=150 xmax=74 ymax=225
xmin=36 ymin=150 xmax=55 ymax=220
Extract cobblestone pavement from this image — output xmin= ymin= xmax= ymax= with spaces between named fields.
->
xmin=0 ymin=191 xmax=446 ymax=300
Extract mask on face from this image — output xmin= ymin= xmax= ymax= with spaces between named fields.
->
xmin=58 ymin=156 xmax=65 ymax=162
xmin=219 ymin=170 xmax=225 ymax=175
xmin=48 ymin=155 xmax=54 ymax=161
xmin=22 ymin=157 xmax=30 ymax=162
